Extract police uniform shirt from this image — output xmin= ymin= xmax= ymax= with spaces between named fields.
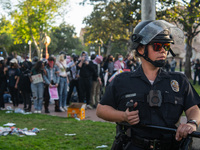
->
xmin=100 ymin=66 xmax=200 ymax=139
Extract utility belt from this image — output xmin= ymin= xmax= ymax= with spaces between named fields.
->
xmin=111 ymin=123 xmax=180 ymax=150
xmin=131 ymin=135 xmax=173 ymax=150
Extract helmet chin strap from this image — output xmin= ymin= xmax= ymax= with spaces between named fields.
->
xmin=137 ymin=45 xmax=166 ymax=67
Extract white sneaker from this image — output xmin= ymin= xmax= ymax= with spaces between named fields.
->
xmin=60 ymin=107 xmax=65 ymax=112
xmin=87 ymin=105 xmax=93 ymax=109
xmin=63 ymin=106 xmax=68 ymax=111
xmin=37 ymin=111 xmax=41 ymax=113
xmin=34 ymin=110 xmax=38 ymax=113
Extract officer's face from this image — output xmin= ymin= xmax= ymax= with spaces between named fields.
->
xmin=148 ymin=45 xmax=167 ymax=61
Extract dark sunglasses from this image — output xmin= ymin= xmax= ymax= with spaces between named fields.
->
xmin=150 ymin=43 xmax=171 ymax=51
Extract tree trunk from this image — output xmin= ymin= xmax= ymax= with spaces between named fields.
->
xmin=106 ymin=39 xmax=112 ymax=56
xmin=184 ymin=37 xmax=193 ymax=79
xmin=3 ymin=47 xmax=8 ymax=57
xmin=32 ymin=35 xmax=41 ymax=59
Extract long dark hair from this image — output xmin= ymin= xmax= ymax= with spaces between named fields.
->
xmin=33 ymin=61 xmax=44 ymax=73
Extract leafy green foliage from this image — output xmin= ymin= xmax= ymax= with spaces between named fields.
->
xmin=0 ymin=16 xmax=14 ymax=55
xmin=50 ymin=23 xmax=84 ymax=55
xmin=157 ymin=0 xmax=200 ymax=79
xmin=10 ymin=0 xmax=68 ymax=57
xmin=83 ymin=1 xmax=141 ymax=55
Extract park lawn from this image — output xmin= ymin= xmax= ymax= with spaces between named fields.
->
xmin=0 ymin=112 xmax=115 ymax=150
xmin=191 ymin=82 xmax=200 ymax=94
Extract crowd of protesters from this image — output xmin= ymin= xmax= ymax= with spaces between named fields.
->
xmin=1 ymin=51 xmax=186 ymax=113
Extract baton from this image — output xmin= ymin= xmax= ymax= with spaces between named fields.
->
xmin=125 ymin=101 xmax=200 ymax=138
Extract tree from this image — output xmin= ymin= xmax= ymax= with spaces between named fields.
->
xmin=83 ymin=1 xmax=141 ymax=55
xmin=50 ymin=22 xmax=84 ymax=55
xmin=157 ymin=0 xmax=200 ymax=79
xmin=11 ymin=0 xmax=68 ymax=58
xmin=0 ymin=16 xmax=14 ymax=56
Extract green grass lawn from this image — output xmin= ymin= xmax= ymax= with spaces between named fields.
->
xmin=190 ymin=81 xmax=200 ymax=94
xmin=0 ymin=112 xmax=115 ymax=150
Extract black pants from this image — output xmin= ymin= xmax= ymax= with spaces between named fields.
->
xmin=193 ymin=72 xmax=200 ymax=85
xmin=0 ymin=82 xmax=6 ymax=108
xmin=21 ymin=91 xmax=31 ymax=109
xmin=67 ymin=79 xmax=80 ymax=105
xmin=79 ymin=77 xmax=92 ymax=105
xmin=9 ymin=86 xmax=19 ymax=107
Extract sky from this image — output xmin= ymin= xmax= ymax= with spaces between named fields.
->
xmin=0 ymin=0 xmax=94 ymax=36
xmin=63 ymin=0 xmax=94 ymax=35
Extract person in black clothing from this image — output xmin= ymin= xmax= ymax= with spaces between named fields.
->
xmin=18 ymin=61 xmax=32 ymax=112
xmin=90 ymin=55 xmax=103 ymax=108
xmin=126 ymin=56 xmax=139 ymax=72
xmin=179 ymin=59 xmax=182 ymax=72
xmin=164 ymin=60 xmax=170 ymax=72
xmin=6 ymin=52 xmax=14 ymax=67
xmin=7 ymin=58 xmax=20 ymax=108
xmin=193 ymin=59 xmax=200 ymax=85
xmin=97 ymin=20 xmax=200 ymax=150
xmin=0 ymin=57 xmax=7 ymax=110
xmin=67 ymin=54 xmax=80 ymax=105
xmin=77 ymin=51 xmax=95 ymax=106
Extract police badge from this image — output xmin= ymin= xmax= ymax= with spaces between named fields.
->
xmin=170 ymin=80 xmax=179 ymax=92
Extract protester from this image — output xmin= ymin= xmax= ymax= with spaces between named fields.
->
xmin=0 ymin=57 xmax=7 ymax=110
xmin=180 ymin=59 xmax=183 ymax=72
xmin=193 ymin=58 xmax=200 ymax=85
xmin=164 ymin=60 xmax=170 ymax=72
xmin=67 ymin=54 xmax=80 ymax=105
xmin=41 ymin=54 xmax=47 ymax=65
xmin=57 ymin=54 xmax=69 ymax=112
xmin=7 ymin=58 xmax=20 ymax=108
xmin=18 ymin=61 xmax=32 ymax=112
xmin=31 ymin=61 xmax=45 ymax=113
xmin=114 ymin=54 xmax=126 ymax=72
xmin=90 ymin=55 xmax=103 ymax=108
xmin=106 ymin=55 xmax=114 ymax=84
xmin=77 ymin=51 xmax=95 ymax=108
xmin=43 ymin=57 xmax=60 ymax=113
xmin=170 ymin=57 xmax=176 ymax=72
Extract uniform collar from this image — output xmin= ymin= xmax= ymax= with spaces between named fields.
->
xmin=130 ymin=65 xmax=170 ymax=83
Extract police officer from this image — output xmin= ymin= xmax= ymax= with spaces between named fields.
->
xmin=96 ymin=20 xmax=200 ymax=150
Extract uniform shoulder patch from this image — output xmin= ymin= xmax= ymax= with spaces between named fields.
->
xmin=170 ymin=80 xmax=179 ymax=92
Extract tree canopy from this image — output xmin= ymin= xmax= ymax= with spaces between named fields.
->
xmin=157 ymin=0 xmax=200 ymax=78
xmin=10 ymin=0 xmax=68 ymax=58
xmin=83 ymin=1 xmax=141 ymax=56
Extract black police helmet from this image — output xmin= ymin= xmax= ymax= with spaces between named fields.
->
xmin=131 ymin=20 xmax=175 ymax=50
xmin=151 ymin=29 xmax=174 ymax=43
xmin=131 ymin=20 xmax=153 ymax=49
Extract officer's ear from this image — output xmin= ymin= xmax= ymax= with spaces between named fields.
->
xmin=137 ymin=45 xmax=145 ymax=55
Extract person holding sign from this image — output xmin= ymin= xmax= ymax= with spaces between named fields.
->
xmin=31 ymin=61 xmax=45 ymax=113
xmin=43 ymin=57 xmax=60 ymax=113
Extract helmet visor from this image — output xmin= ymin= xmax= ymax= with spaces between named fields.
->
xmin=139 ymin=20 xmax=184 ymax=45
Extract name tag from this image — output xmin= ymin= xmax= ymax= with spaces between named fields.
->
xmin=125 ymin=93 xmax=136 ymax=98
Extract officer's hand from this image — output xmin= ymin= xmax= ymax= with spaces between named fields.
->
xmin=175 ymin=123 xmax=196 ymax=141
xmin=124 ymin=102 xmax=139 ymax=125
